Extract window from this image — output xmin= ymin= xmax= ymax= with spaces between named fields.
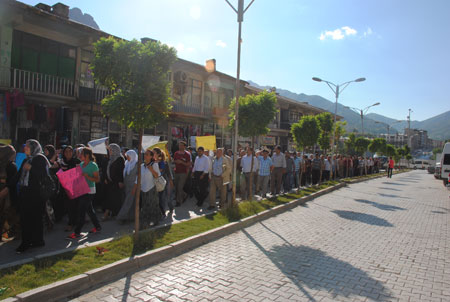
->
xmin=443 ymin=154 xmax=450 ymax=165
xmin=191 ymin=79 xmax=202 ymax=106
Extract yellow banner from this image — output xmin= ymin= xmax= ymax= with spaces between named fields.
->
xmin=195 ymin=136 xmax=216 ymax=151
xmin=0 ymin=139 xmax=11 ymax=145
xmin=147 ymin=141 xmax=171 ymax=160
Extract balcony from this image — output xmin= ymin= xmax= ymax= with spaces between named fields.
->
xmin=1 ymin=67 xmax=75 ymax=98
xmin=79 ymin=86 xmax=113 ymax=103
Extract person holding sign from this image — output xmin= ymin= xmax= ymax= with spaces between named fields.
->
xmin=66 ymin=148 xmax=102 ymax=240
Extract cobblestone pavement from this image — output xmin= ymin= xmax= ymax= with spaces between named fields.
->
xmin=70 ymin=170 xmax=450 ymax=302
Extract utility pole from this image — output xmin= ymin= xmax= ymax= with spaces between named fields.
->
xmin=225 ymin=0 xmax=255 ymax=205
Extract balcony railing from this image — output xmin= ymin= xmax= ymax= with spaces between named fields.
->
xmin=2 ymin=68 xmax=75 ymax=97
xmin=79 ymin=85 xmax=113 ymax=103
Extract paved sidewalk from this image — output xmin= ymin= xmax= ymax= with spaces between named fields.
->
xmin=0 ymin=196 xmax=217 ymax=267
xmin=71 ymin=170 xmax=450 ymax=302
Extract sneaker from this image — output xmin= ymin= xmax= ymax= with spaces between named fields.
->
xmin=66 ymin=233 xmax=82 ymax=240
xmin=89 ymin=227 xmax=101 ymax=234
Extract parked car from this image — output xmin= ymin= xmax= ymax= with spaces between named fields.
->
xmin=434 ymin=163 xmax=441 ymax=179
xmin=440 ymin=142 xmax=450 ymax=186
xmin=427 ymin=165 xmax=435 ymax=174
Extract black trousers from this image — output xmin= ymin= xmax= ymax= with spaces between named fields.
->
xmin=74 ymin=193 xmax=101 ymax=234
xmin=312 ymin=169 xmax=320 ymax=184
xmin=19 ymin=187 xmax=45 ymax=246
xmin=193 ymin=171 xmax=209 ymax=204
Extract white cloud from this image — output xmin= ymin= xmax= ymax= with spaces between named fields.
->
xmin=175 ymin=43 xmax=195 ymax=53
xmin=216 ymin=40 xmax=227 ymax=48
xmin=319 ymin=26 xmax=358 ymax=41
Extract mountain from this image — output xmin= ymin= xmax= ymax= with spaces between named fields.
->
xmin=69 ymin=8 xmax=100 ymax=29
xmin=247 ymin=80 xmax=450 ymax=140
xmin=247 ymin=81 xmax=391 ymax=136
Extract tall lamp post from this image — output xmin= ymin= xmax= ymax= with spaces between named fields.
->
xmin=375 ymin=120 xmax=402 ymax=143
xmin=225 ymin=0 xmax=255 ymax=205
xmin=346 ymin=102 xmax=380 ymax=137
xmin=312 ymin=77 xmax=366 ymax=153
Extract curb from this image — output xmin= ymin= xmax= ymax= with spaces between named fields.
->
xmin=6 ymin=181 xmax=350 ymax=302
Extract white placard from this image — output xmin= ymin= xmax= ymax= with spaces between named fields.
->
xmin=142 ymin=135 xmax=160 ymax=152
xmin=88 ymin=137 xmax=109 ymax=155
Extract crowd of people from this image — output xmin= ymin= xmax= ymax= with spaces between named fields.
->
xmin=0 ymin=138 xmax=386 ymax=255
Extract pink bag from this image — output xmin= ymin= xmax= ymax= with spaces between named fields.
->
xmin=57 ymin=166 xmax=91 ymax=199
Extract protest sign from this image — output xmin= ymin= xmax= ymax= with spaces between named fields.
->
xmin=147 ymin=141 xmax=170 ymax=160
xmin=57 ymin=166 xmax=91 ymax=199
xmin=195 ymin=136 xmax=216 ymax=151
xmin=88 ymin=137 xmax=108 ymax=155
xmin=15 ymin=152 xmax=26 ymax=171
xmin=142 ymin=135 xmax=160 ymax=152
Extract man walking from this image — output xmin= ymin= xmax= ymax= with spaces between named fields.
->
xmin=173 ymin=141 xmax=191 ymax=207
xmin=387 ymin=156 xmax=394 ymax=178
xmin=257 ymin=149 xmax=273 ymax=198
xmin=271 ymin=146 xmax=286 ymax=195
xmin=209 ymin=148 xmax=231 ymax=209
xmin=192 ymin=147 xmax=210 ymax=206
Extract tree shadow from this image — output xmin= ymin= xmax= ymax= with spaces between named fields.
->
xmin=243 ymin=226 xmax=393 ymax=301
xmin=377 ymin=187 xmax=401 ymax=192
xmin=121 ymin=274 xmax=132 ymax=302
xmin=354 ymin=199 xmax=406 ymax=212
xmin=381 ymin=182 xmax=406 ymax=186
xmin=131 ymin=224 xmax=172 ymax=256
xmin=431 ymin=211 xmax=447 ymax=214
xmin=332 ymin=210 xmax=394 ymax=227
xmin=377 ymin=193 xmax=411 ymax=200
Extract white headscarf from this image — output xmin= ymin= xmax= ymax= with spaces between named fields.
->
xmin=123 ymin=150 xmax=138 ymax=177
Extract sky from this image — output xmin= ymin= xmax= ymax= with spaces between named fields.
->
xmin=21 ymin=0 xmax=450 ymax=122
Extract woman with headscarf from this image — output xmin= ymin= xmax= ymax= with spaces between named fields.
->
xmin=57 ymin=146 xmax=81 ymax=230
xmin=116 ymin=150 xmax=138 ymax=224
xmin=103 ymin=143 xmax=125 ymax=219
xmin=0 ymin=145 xmax=18 ymax=241
xmin=131 ymin=149 xmax=161 ymax=229
xmin=15 ymin=139 xmax=50 ymax=253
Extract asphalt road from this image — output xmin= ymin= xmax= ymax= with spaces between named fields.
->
xmin=69 ymin=170 xmax=450 ymax=302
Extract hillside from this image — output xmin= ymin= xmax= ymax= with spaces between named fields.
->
xmin=69 ymin=8 xmax=100 ymax=29
xmin=248 ymin=81 xmax=450 ymax=140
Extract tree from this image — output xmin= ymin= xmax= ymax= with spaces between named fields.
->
xmin=368 ymin=138 xmax=387 ymax=155
xmin=345 ymin=133 xmax=357 ymax=155
xmin=291 ymin=115 xmax=320 ymax=152
xmin=92 ymin=37 xmax=177 ymax=239
xmin=229 ymin=90 xmax=278 ymax=201
xmin=334 ymin=121 xmax=347 ymax=153
xmin=385 ymin=144 xmax=397 ymax=157
xmin=316 ymin=112 xmax=334 ymax=153
xmin=354 ymin=137 xmax=370 ymax=156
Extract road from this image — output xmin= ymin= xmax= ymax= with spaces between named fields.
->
xmin=69 ymin=170 xmax=450 ymax=302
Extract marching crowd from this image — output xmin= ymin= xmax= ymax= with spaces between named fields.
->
xmin=0 ymin=139 xmax=384 ymax=255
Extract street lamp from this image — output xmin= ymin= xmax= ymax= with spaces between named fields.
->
xmin=225 ymin=0 xmax=255 ymax=205
xmin=375 ymin=120 xmax=402 ymax=142
xmin=312 ymin=76 xmax=366 ymax=153
xmin=345 ymin=102 xmax=380 ymax=137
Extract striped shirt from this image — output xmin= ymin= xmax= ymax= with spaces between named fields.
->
xmin=258 ymin=156 xmax=273 ymax=176
xmin=293 ymin=157 xmax=302 ymax=172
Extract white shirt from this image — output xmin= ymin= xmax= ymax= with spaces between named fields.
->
xmin=136 ymin=162 xmax=160 ymax=193
xmin=324 ymin=159 xmax=331 ymax=171
xmin=193 ymin=155 xmax=210 ymax=173
xmin=241 ymin=154 xmax=259 ymax=173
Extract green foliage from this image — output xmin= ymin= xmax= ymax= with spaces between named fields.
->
xmin=385 ymin=144 xmax=397 ymax=157
xmin=229 ymin=90 xmax=278 ymax=138
xmin=345 ymin=133 xmax=357 ymax=155
xmin=335 ymin=121 xmax=347 ymax=142
xmin=316 ymin=112 xmax=334 ymax=133
xmin=354 ymin=137 xmax=370 ymax=155
xmin=291 ymin=115 xmax=320 ymax=150
xmin=368 ymin=138 xmax=387 ymax=154
xmin=318 ymin=133 xmax=331 ymax=153
xmin=91 ymin=37 xmax=177 ymax=130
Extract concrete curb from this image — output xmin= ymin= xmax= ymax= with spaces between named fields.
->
xmin=7 ymin=181 xmax=350 ymax=302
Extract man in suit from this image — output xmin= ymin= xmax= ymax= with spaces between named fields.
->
xmin=208 ymin=148 xmax=232 ymax=210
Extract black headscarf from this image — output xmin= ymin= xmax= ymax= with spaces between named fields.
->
xmin=44 ymin=145 xmax=56 ymax=161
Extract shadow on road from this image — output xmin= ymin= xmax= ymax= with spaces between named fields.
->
xmin=377 ymin=193 xmax=411 ymax=200
xmin=381 ymin=182 xmax=406 ymax=186
xmin=377 ymin=187 xmax=401 ymax=192
xmin=243 ymin=224 xmax=393 ymax=301
xmin=332 ymin=210 xmax=394 ymax=227
xmin=355 ymin=199 xmax=406 ymax=212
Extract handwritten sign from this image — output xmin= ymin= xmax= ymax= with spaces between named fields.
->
xmin=142 ymin=136 xmax=160 ymax=152
xmin=57 ymin=166 xmax=91 ymax=199
xmin=195 ymin=136 xmax=216 ymax=151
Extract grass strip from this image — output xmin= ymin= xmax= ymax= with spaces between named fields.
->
xmin=0 ymin=171 xmax=403 ymax=299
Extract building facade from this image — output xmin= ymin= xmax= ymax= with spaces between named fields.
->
xmin=0 ymin=0 xmax=330 ymax=153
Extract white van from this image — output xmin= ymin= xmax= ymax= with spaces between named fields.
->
xmin=440 ymin=142 xmax=450 ymax=186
